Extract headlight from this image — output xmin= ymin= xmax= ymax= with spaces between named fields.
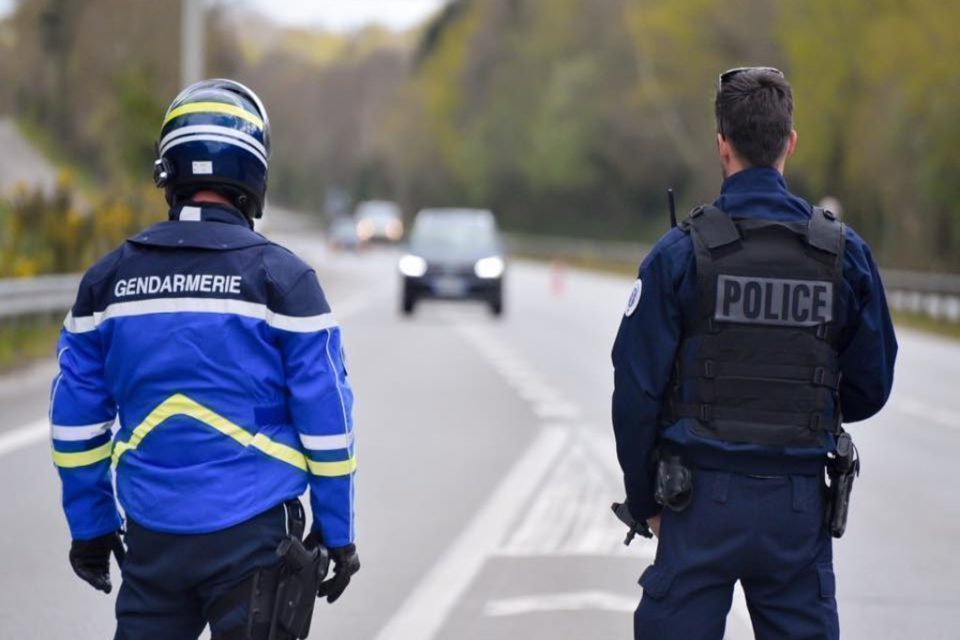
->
xmin=474 ymin=256 xmax=505 ymax=279
xmin=356 ymin=219 xmax=374 ymax=240
xmin=399 ymin=254 xmax=428 ymax=277
xmin=386 ymin=219 xmax=404 ymax=240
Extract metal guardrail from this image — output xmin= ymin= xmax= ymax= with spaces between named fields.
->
xmin=883 ymin=270 xmax=960 ymax=323
xmin=0 ymin=274 xmax=80 ymax=320
xmin=1 ymin=251 xmax=959 ymax=324
xmin=506 ymin=233 xmax=960 ymax=324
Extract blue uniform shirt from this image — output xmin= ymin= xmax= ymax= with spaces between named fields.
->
xmin=612 ymin=167 xmax=898 ymax=520
xmin=50 ymin=204 xmax=356 ymax=547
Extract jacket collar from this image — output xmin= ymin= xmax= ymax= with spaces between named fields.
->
xmin=168 ymin=202 xmax=251 ymax=227
xmin=128 ymin=204 xmax=268 ymax=250
xmin=720 ymin=166 xmax=788 ymax=196
xmin=714 ymin=166 xmax=811 ymax=222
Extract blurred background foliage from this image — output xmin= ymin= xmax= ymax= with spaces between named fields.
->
xmin=0 ymin=0 xmax=957 ymax=274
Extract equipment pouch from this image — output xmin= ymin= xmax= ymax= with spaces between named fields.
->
xmin=654 ymin=454 xmax=693 ymax=511
xmin=269 ymin=537 xmax=330 ymax=639
xmin=825 ymin=432 xmax=859 ymax=538
xmin=209 ymin=501 xmax=329 ymax=640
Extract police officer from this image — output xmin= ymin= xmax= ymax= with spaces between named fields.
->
xmin=50 ymin=79 xmax=358 ymax=639
xmin=612 ymin=67 xmax=898 ymax=639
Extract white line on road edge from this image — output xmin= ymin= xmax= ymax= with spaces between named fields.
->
xmin=373 ymin=426 xmax=571 ymax=640
xmin=484 ymin=590 xmax=638 ymax=617
xmin=0 ymin=419 xmax=47 ymax=458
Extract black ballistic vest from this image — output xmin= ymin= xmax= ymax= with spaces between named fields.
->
xmin=668 ymin=205 xmax=845 ymax=448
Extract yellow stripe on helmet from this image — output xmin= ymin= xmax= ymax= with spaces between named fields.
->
xmin=163 ymin=101 xmax=264 ymax=130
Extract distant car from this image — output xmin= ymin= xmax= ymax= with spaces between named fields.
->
xmin=354 ymin=200 xmax=404 ymax=243
xmin=398 ymin=208 xmax=506 ymax=316
xmin=328 ymin=216 xmax=363 ymax=252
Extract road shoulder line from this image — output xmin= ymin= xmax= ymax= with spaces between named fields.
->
xmin=0 ymin=419 xmax=48 ymax=458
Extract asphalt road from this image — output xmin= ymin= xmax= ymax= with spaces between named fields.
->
xmin=1 ymin=211 xmax=958 ymax=639
xmin=0 ymin=119 xmax=60 ymax=198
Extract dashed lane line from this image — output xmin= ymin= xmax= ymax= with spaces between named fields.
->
xmin=372 ymin=425 xmax=571 ymax=640
xmin=453 ymin=321 xmax=754 ymax=638
xmin=484 ymin=590 xmax=639 ymax=617
xmin=497 ymin=428 xmax=638 ymax=558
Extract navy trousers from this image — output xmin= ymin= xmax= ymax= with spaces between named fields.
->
xmin=114 ymin=503 xmax=287 ymax=640
xmin=635 ymin=470 xmax=839 ymax=640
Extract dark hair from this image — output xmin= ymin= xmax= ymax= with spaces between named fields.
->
xmin=715 ymin=69 xmax=793 ymax=167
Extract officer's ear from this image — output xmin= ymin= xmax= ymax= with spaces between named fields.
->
xmin=717 ymin=133 xmax=737 ymax=169
xmin=784 ymin=129 xmax=798 ymax=161
xmin=776 ymin=130 xmax=799 ymax=173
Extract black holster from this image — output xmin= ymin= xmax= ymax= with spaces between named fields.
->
xmin=654 ymin=453 xmax=694 ymax=512
xmin=210 ymin=500 xmax=330 ymax=640
xmin=825 ymin=432 xmax=859 ymax=538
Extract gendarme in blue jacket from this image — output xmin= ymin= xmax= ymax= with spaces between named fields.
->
xmin=612 ymin=167 xmax=897 ymax=520
xmin=50 ymin=203 xmax=355 ymax=548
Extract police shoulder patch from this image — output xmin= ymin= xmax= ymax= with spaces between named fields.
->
xmin=624 ymin=279 xmax=642 ymax=317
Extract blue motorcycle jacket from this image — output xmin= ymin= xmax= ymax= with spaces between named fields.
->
xmin=50 ymin=203 xmax=356 ymax=547
xmin=612 ymin=167 xmax=898 ymax=520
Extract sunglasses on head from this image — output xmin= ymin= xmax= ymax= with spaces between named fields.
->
xmin=718 ymin=66 xmax=784 ymax=90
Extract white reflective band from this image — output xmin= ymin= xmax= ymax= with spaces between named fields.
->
xmin=160 ymin=133 xmax=267 ymax=167
xmin=267 ymin=309 xmax=339 ymax=332
xmin=160 ymin=124 xmax=268 ymax=160
xmin=299 ymin=432 xmax=354 ymax=451
xmin=50 ymin=420 xmax=113 ymax=442
xmin=64 ymin=297 xmax=337 ymax=334
xmin=63 ymin=312 xmax=96 ymax=334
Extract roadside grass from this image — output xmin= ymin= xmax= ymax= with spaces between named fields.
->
xmin=0 ymin=314 xmax=61 ymax=374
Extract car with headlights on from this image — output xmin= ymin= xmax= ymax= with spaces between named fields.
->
xmin=398 ymin=208 xmax=505 ymax=316
xmin=327 ymin=216 xmax=364 ymax=252
xmin=354 ymin=200 xmax=404 ymax=243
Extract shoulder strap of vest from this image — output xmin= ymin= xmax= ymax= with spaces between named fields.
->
xmin=807 ymin=207 xmax=844 ymax=256
xmin=686 ymin=205 xmax=740 ymax=250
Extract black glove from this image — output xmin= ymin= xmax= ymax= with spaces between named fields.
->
xmin=69 ymin=530 xmax=126 ymax=594
xmin=305 ymin=533 xmax=359 ymax=604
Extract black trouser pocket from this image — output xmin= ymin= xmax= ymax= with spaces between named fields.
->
xmin=638 ymin=564 xmax=675 ymax=600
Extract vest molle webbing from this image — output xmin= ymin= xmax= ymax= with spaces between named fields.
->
xmin=668 ymin=205 xmax=845 ymax=448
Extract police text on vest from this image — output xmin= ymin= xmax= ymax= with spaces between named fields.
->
xmin=715 ymin=275 xmax=833 ymax=327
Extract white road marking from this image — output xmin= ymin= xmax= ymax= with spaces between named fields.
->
xmin=484 ymin=590 xmax=639 ymax=617
xmin=456 ymin=324 xmax=581 ymax=420
xmin=729 ymin=582 xmax=752 ymax=640
xmin=0 ymin=419 xmax=48 ymax=458
xmin=498 ymin=428 xmax=635 ymax=557
xmin=448 ymin=323 xmax=759 ymax=635
xmin=373 ymin=426 xmax=571 ymax=640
